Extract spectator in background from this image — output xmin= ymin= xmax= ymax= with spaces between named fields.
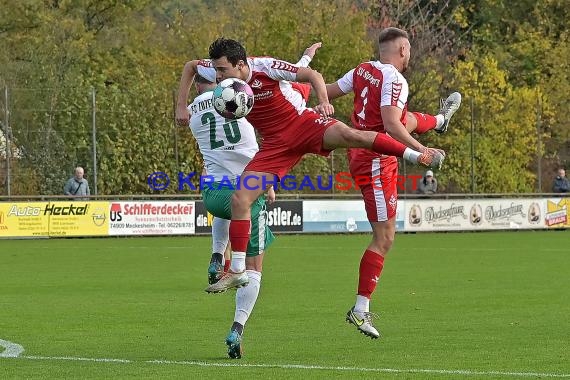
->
xmin=417 ymin=170 xmax=438 ymax=195
xmin=64 ymin=167 xmax=90 ymax=200
xmin=552 ymin=168 xmax=570 ymax=193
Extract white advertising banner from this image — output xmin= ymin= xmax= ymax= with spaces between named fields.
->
xmin=478 ymin=199 xmax=544 ymax=230
xmin=108 ymin=201 xmax=195 ymax=236
xmin=303 ymin=200 xmax=405 ymax=233
xmin=405 ymin=199 xmax=471 ymax=231
xmin=405 ymin=198 xmax=546 ymax=231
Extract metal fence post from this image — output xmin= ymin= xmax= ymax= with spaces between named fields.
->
xmin=402 ymin=160 xmax=407 ymax=195
xmin=4 ymin=86 xmax=11 ymax=197
xmin=331 ymin=151 xmax=335 ymax=196
xmin=536 ymin=94 xmax=542 ymax=193
xmin=172 ymin=89 xmax=180 ymax=169
xmin=470 ymin=97 xmax=475 ymax=194
xmin=91 ymin=87 xmax=98 ymax=196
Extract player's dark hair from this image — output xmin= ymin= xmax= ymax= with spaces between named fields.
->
xmin=378 ymin=27 xmax=409 ymax=45
xmin=209 ymin=38 xmax=247 ymax=66
xmin=194 ymin=73 xmax=213 ymax=84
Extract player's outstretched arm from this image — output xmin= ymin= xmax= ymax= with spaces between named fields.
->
xmin=296 ymin=42 xmax=322 ymax=67
xmin=303 ymin=42 xmax=322 ymax=60
xmin=176 ymin=60 xmax=201 ymax=126
xmin=292 ymin=42 xmax=323 ymax=99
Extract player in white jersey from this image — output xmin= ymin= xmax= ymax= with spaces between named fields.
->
xmin=188 ymin=75 xmax=264 ymax=283
xmin=189 ymin=92 xmax=259 ymax=177
xmin=185 ymin=43 xmax=321 ymax=359
xmin=188 ymin=72 xmax=276 ymax=360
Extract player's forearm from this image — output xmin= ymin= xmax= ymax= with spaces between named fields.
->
xmin=326 ymin=83 xmax=346 ymax=101
xmin=306 ymin=71 xmax=329 ymax=104
xmin=384 ymin=122 xmax=425 ymax=152
xmin=296 ymin=68 xmax=328 ymax=103
xmin=296 ymin=55 xmax=312 ymax=68
xmin=176 ymin=61 xmax=198 ymax=108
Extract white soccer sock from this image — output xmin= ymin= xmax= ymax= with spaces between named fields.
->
xmin=403 ymin=148 xmax=421 ymax=164
xmin=234 ymin=270 xmax=262 ymax=326
xmin=212 ymin=217 xmax=230 ymax=254
xmin=354 ymin=295 xmax=370 ymax=313
xmin=435 ymin=114 xmax=445 ymax=128
xmin=229 ymin=252 xmax=246 ymax=273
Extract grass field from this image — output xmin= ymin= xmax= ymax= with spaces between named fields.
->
xmin=1 ymin=231 xmax=569 ymax=379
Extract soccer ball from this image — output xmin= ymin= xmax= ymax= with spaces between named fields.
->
xmin=212 ymin=78 xmax=255 ymax=119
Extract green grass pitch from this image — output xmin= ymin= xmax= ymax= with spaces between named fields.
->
xmin=1 ymin=231 xmax=569 ymax=379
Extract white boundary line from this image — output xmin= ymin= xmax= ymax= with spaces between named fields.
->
xmin=1 ymin=355 xmax=565 ymax=378
xmin=0 ymin=339 xmax=24 ymax=358
xmin=34 ymin=245 xmax=570 ymax=252
xmin=1 ymin=338 xmax=569 ymax=377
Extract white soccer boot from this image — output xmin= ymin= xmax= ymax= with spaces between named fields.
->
xmin=434 ymin=92 xmax=462 ymax=134
xmin=346 ymin=307 xmax=380 ymax=339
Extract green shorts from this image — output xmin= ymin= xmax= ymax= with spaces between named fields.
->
xmin=202 ymin=183 xmax=275 ymax=256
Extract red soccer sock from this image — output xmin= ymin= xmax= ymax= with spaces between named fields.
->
xmin=371 ymin=133 xmax=407 ymax=157
xmin=357 ymin=249 xmax=385 ymax=298
xmin=224 ymin=260 xmax=231 ymax=273
xmin=411 ymin=112 xmax=437 ymax=134
xmin=229 ymin=219 xmax=251 ymax=253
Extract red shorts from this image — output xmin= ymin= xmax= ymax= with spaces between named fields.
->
xmin=245 ymin=111 xmax=337 ymax=178
xmin=348 ymin=148 xmax=398 ymax=222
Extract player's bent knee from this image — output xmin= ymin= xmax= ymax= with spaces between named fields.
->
xmin=370 ymin=223 xmax=396 ymax=253
xmin=371 ymin=235 xmax=394 ymax=254
xmin=383 ymin=234 xmax=395 ymax=249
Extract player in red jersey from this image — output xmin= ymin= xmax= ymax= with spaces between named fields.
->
xmin=175 ymin=37 xmax=445 ymax=297
xmin=202 ymin=43 xmax=320 ymax=287
xmin=325 ymin=27 xmax=461 ymax=339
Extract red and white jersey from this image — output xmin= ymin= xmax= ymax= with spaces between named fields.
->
xmin=336 ymin=61 xmax=409 ymax=132
xmin=196 ymin=56 xmax=315 ymax=140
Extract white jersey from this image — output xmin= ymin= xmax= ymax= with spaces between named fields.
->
xmin=188 ymin=91 xmax=259 ymax=182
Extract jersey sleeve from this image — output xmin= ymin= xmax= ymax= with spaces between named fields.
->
xmin=336 ymin=68 xmax=356 ymax=94
xmin=253 ymin=57 xmax=299 ymax=81
xmin=380 ymin=67 xmax=408 ymax=109
xmin=295 ymin=55 xmax=312 ymax=68
xmin=196 ymin=59 xmax=217 ymax=83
